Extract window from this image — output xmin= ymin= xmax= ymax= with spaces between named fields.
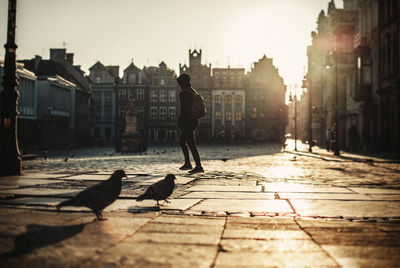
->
xmin=119 ymin=89 xmax=127 ymax=101
xmin=128 ymin=73 xmax=136 ymax=84
xmin=105 ymin=93 xmax=111 ymax=106
xmin=136 ymin=106 xmax=144 ymax=119
xmin=150 ymin=107 xmax=157 ymax=119
xmin=160 ymin=78 xmax=165 ymax=86
xmin=151 ymin=91 xmax=158 ymax=102
xmin=225 ymin=95 xmax=232 ymax=105
xmin=250 ymin=107 xmax=257 ymax=119
xmin=235 ymin=95 xmax=243 ymax=105
xmin=105 ymin=107 xmax=112 ymax=120
xmin=160 ymin=90 xmax=167 ymax=102
xmin=94 ymin=108 xmax=101 ymax=120
xmin=215 ymin=111 xmax=221 ymax=120
xmin=260 ymin=112 xmax=265 ymax=118
xmin=225 ymin=111 xmax=232 ymax=121
xmin=93 ymin=93 xmax=101 ymax=104
xmin=128 ymin=89 xmax=135 ymax=99
xmin=235 ymin=111 xmax=242 ymax=121
xmin=137 ymin=89 xmax=144 ymax=100
xmin=118 ymin=107 xmax=125 ymax=118
xmin=168 ymin=107 xmax=176 ymax=119
xmin=215 ymin=95 xmax=222 ymax=104
xmin=159 ymin=107 xmax=167 ymax=119
xmin=168 ymin=90 xmax=176 ymax=102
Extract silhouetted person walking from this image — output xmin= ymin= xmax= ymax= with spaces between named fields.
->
xmin=177 ymin=74 xmax=204 ymax=174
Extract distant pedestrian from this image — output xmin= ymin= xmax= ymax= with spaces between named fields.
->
xmin=176 ymin=74 xmax=204 ymax=174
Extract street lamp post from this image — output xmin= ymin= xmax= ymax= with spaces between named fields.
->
xmin=0 ymin=0 xmax=21 ymax=176
xmin=303 ymin=76 xmax=312 ymax=153
xmin=333 ymin=49 xmax=340 ymax=156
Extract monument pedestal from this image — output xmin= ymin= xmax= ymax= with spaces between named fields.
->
xmin=120 ymin=132 xmax=146 ymax=152
xmin=119 ymin=97 xmax=147 ymax=153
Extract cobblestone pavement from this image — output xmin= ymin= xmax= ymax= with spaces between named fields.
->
xmin=1 ymin=142 xmax=400 ymax=267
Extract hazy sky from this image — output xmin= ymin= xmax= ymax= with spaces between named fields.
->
xmin=0 ymin=0 xmax=342 ymax=86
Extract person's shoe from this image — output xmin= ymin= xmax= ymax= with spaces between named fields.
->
xmin=179 ymin=163 xmax=193 ymax=170
xmin=188 ymin=166 xmax=204 ymax=174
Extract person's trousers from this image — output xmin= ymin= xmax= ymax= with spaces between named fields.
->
xmin=179 ymin=126 xmax=201 ymax=166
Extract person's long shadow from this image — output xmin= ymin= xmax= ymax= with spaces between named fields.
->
xmin=0 ymin=223 xmax=86 ymax=259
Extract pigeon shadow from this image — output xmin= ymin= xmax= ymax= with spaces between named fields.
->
xmin=127 ymin=205 xmax=161 ymax=214
xmin=0 ymin=223 xmax=86 ymax=259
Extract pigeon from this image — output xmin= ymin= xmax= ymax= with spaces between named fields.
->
xmin=136 ymin=174 xmax=176 ymax=206
xmin=56 ymin=170 xmax=127 ymax=220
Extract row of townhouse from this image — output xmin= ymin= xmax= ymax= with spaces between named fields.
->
xmin=299 ymin=0 xmax=399 ymax=153
xmin=1 ymin=47 xmax=287 ymax=151
xmin=91 ymin=49 xmax=288 ymax=147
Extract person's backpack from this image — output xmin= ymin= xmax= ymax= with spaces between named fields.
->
xmin=192 ymin=90 xmax=206 ymax=119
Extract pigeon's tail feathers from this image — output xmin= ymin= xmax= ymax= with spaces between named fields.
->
xmin=136 ymin=192 xmax=149 ymax=202
xmin=56 ymin=198 xmax=79 ymax=209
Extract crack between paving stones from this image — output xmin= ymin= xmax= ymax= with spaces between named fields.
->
xmin=73 ymin=213 xmax=161 ymax=268
xmin=210 ymin=216 xmax=227 ymax=268
xmin=284 ymin=199 xmax=298 ymax=216
xmin=293 ymin=219 xmax=342 ymax=268
xmin=184 ymin=198 xmax=205 ymax=211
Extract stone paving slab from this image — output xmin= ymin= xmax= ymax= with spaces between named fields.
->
xmin=279 ymin=193 xmax=372 ymax=200
xmin=80 ymin=241 xmax=217 ymax=268
xmin=263 ymin=183 xmax=352 ymax=193
xmin=61 ymin=174 xmax=113 ymax=181
xmin=214 ymin=251 xmax=338 ymax=267
xmin=106 ymin=198 xmax=202 ymax=212
xmin=367 ymin=195 xmax=400 ymax=201
xmin=0 ymin=197 xmax=65 ymax=207
xmin=137 ymin=176 xmax=196 ymax=186
xmin=181 ymin=191 xmax=275 ymax=199
xmin=185 ymin=185 xmax=262 ymax=192
xmin=152 ymin=215 xmax=225 ymax=226
xmin=0 ymin=188 xmax=79 ymax=197
xmin=2 ymin=173 xmax=69 ymax=179
xmin=0 ymin=178 xmax=65 ymax=189
xmin=291 ymin=199 xmax=400 ymax=218
xmin=188 ymin=199 xmax=293 ymax=213
xmin=322 ymin=245 xmax=400 ymax=268
xmin=349 ymin=187 xmax=400 ymax=194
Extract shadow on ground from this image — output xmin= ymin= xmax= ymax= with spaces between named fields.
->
xmin=0 ymin=223 xmax=86 ymax=259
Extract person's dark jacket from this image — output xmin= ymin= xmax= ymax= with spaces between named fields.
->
xmin=179 ymin=88 xmax=198 ymax=130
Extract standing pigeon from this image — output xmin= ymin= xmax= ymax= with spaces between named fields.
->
xmin=56 ymin=170 xmax=127 ymax=220
xmin=136 ymin=174 xmax=176 ymax=206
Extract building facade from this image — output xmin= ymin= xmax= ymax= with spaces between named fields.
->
xmin=145 ymin=62 xmax=179 ymax=143
xmin=246 ymin=55 xmax=287 ymax=142
xmin=0 ymin=61 xmax=38 ymax=152
xmin=211 ymin=67 xmax=246 ymax=140
xmin=89 ymin=61 xmax=118 ymax=146
xmin=21 ymin=48 xmax=91 ymax=147
xmin=306 ymin=0 xmax=399 ymax=153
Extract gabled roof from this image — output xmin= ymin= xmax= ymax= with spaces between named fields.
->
xmin=89 ymin=61 xmax=105 ymax=71
xmin=124 ymin=62 xmax=140 ymax=72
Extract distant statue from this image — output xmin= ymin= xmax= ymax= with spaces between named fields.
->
xmin=119 ymin=96 xmax=146 ymax=152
